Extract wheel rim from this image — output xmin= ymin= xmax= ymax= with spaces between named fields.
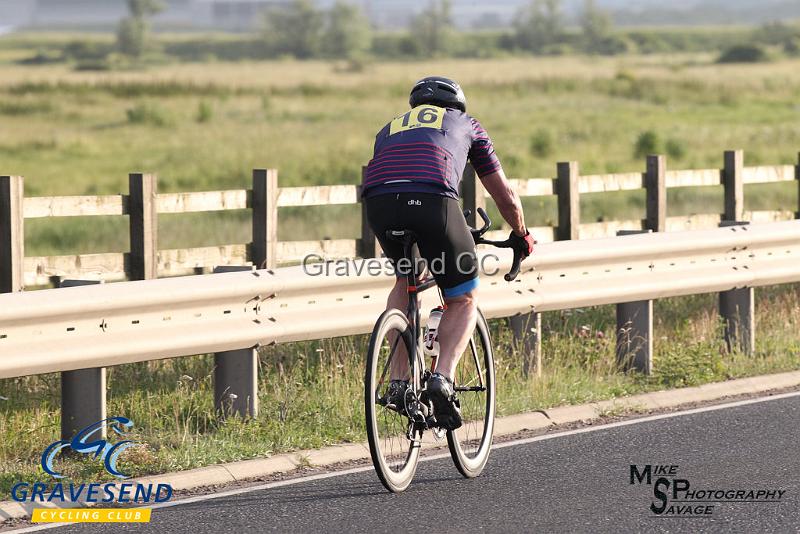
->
xmin=366 ymin=311 xmax=420 ymax=490
xmin=449 ymin=315 xmax=494 ymax=472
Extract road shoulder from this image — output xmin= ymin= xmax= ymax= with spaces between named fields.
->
xmin=3 ymin=369 xmax=800 ymax=528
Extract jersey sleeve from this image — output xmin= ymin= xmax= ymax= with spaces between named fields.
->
xmin=468 ymin=117 xmax=502 ymax=178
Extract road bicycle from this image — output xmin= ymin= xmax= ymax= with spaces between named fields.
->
xmin=364 ymin=208 xmax=524 ymax=493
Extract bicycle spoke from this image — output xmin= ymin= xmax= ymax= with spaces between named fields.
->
xmin=447 ymin=310 xmax=495 ymax=478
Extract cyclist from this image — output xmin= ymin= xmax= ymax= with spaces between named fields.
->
xmin=362 ymin=76 xmax=534 ymax=430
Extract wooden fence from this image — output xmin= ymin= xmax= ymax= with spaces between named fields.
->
xmin=1 ymin=150 xmax=799 ymax=291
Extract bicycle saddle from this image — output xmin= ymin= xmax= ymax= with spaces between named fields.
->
xmin=386 ymin=229 xmax=419 ymax=242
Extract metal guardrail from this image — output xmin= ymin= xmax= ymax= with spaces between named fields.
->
xmin=2 ymin=220 xmax=799 ymax=381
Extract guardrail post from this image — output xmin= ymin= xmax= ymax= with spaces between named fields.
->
xmin=212 ymin=265 xmax=259 ymax=418
xmin=616 ymin=300 xmax=653 ymax=374
xmin=719 ymin=287 xmax=754 ymax=355
xmin=615 ymin=230 xmax=653 ymax=374
xmin=644 ymin=155 xmax=666 ymax=232
xmin=128 ymin=173 xmax=158 ymax=280
xmin=59 ymin=279 xmax=107 ymax=440
xmin=0 ymin=176 xmax=24 ymax=293
xmin=723 ymin=150 xmax=744 ymax=222
xmin=252 ymin=168 xmax=279 ymax=269
xmin=556 ymin=161 xmax=580 ymax=241
xmin=461 ymin=163 xmax=485 ymax=229
xmin=509 ymin=312 xmax=541 ymax=378
xmin=718 ymin=221 xmax=754 ymax=355
xmin=357 ymin=166 xmax=379 ymax=259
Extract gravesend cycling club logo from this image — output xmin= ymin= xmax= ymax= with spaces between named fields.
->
xmin=42 ymin=416 xmax=137 ymax=479
xmin=11 ymin=417 xmax=172 ymax=523
xmin=630 ymin=464 xmax=786 ymax=517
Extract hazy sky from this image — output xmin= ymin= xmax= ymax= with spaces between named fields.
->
xmin=1 ymin=0 xmax=798 ymax=31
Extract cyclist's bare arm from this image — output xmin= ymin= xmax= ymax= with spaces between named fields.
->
xmin=479 ymin=169 xmax=527 ymax=236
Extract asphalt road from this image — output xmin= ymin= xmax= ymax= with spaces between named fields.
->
xmin=34 ymin=394 xmax=800 ymax=533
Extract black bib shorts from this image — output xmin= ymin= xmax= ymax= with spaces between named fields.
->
xmin=365 ymin=192 xmax=479 ymax=298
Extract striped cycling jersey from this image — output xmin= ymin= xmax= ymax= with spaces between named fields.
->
xmin=362 ymin=106 xmax=502 ymax=199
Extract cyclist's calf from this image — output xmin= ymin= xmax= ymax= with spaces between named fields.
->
xmin=436 ymin=289 xmax=478 ymax=379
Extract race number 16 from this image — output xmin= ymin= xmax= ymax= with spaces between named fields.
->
xmin=389 ymin=105 xmax=445 ymax=135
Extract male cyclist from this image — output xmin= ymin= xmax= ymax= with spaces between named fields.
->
xmin=362 ymin=76 xmax=534 ymax=430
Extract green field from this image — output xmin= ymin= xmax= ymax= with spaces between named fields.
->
xmin=2 ymin=36 xmax=800 ymax=496
xmin=0 ymin=40 xmax=798 ymax=255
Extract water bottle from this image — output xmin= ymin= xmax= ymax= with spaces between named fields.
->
xmin=424 ymin=306 xmax=444 ymax=356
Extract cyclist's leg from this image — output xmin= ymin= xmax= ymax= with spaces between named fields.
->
xmin=365 ymin=192 xmax=415 ymax=382
xmin=414 ymin=195 xmax=479 ymax=381
xmin=436 ymin=287 xmax=478 ymax=379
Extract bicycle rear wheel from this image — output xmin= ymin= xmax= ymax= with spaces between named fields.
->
xmin=447 ymin=309 xmax=495 ymax=478
xmin=365 ymin=308 xmax=421 ymax=493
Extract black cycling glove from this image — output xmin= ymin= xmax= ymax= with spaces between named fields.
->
xmin=509 ymin=230 xmax=535 ymax=259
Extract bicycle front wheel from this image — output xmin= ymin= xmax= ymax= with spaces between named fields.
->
xmin=447 ymin=309 xmax=496 ymax=478
xmin=365 ymin=308 xmax=421 ymax=493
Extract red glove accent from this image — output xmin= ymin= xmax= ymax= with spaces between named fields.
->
xmin=523 ymin=231 xmax=536 ymax=256
xmin=509 ymin=230 xmax=536 ymax=258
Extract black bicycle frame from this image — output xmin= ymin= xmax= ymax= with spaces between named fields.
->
xmin=396 ymin=232 xmax=434 ymax=383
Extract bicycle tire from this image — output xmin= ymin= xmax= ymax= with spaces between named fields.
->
xmin=447 ymin=309 xmax=496 ymax=478
xmin=365 ymin=308 xmax=422 ymax=493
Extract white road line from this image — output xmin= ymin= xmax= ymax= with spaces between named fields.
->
xmin=11 ymin=389 xmax=800 ymax=533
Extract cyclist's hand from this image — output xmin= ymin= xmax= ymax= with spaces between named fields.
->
xmin=508 ymin=229 xmax=535 ymax=259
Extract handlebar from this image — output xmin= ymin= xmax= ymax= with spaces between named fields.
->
xmin=465 ymin=207 xmax=525 ymax=282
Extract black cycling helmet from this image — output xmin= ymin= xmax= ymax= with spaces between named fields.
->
xmin=409 ymin=76 xmax=466 ymax=112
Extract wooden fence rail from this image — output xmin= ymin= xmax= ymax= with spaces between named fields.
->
xmin=2 ymin=150 xmax=799 ymax=290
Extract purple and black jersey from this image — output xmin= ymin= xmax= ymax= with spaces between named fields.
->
xmin=362 ymin=106 xmax=502 ymax=199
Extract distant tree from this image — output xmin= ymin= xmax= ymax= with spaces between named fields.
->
xmin=717 ymin=44 xmax=770 ymax=64
xmin=634 ymin=130 xmax=661 ymax=159
xmin=410 ymin=0 xmax=453 ymax=56
xmin=513 ymin=0 xmax=565 ymax=54
xmin=117 ymin=0 xmax=164 ymax=58
xmin=322 ymin=1 xmax=371 ymax=59
xmin=785 ymin=37 xmax=800 ymax=57
xmin=263 ymin=0 xmax=324 ymax=59
xmin=580 ymin=0 xmax=612 ymax=52
xmin=753 ymin=21 xmax=800 ymax=47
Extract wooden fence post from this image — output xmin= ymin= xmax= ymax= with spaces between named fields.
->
xmin=461 ymin=163 xmax=485 ymax=228
xmin=644 ymin=155 xmax=666 ymax=232
xmin=357 ymin=166 xmax=379 ymax=259
xmin=795 ymin=152 xmax=800 ymax=219
xmin=723 ymin=150 xmax=744 ymax=222
xmin=58 ymin=279 xmax=107 ymax=440
xmin=128 ymin=173 xmax=158 ymax=280
xmin=556 ymin=161 xmax=580 ymax=241
xmin=0 ymin=176 xmax=24 ymax=293
xmin=251 ymin=168 xmax=279 ymax=269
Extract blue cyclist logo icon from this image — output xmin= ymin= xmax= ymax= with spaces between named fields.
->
xmin=41 ymin=417 xmax=137 ymax=479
